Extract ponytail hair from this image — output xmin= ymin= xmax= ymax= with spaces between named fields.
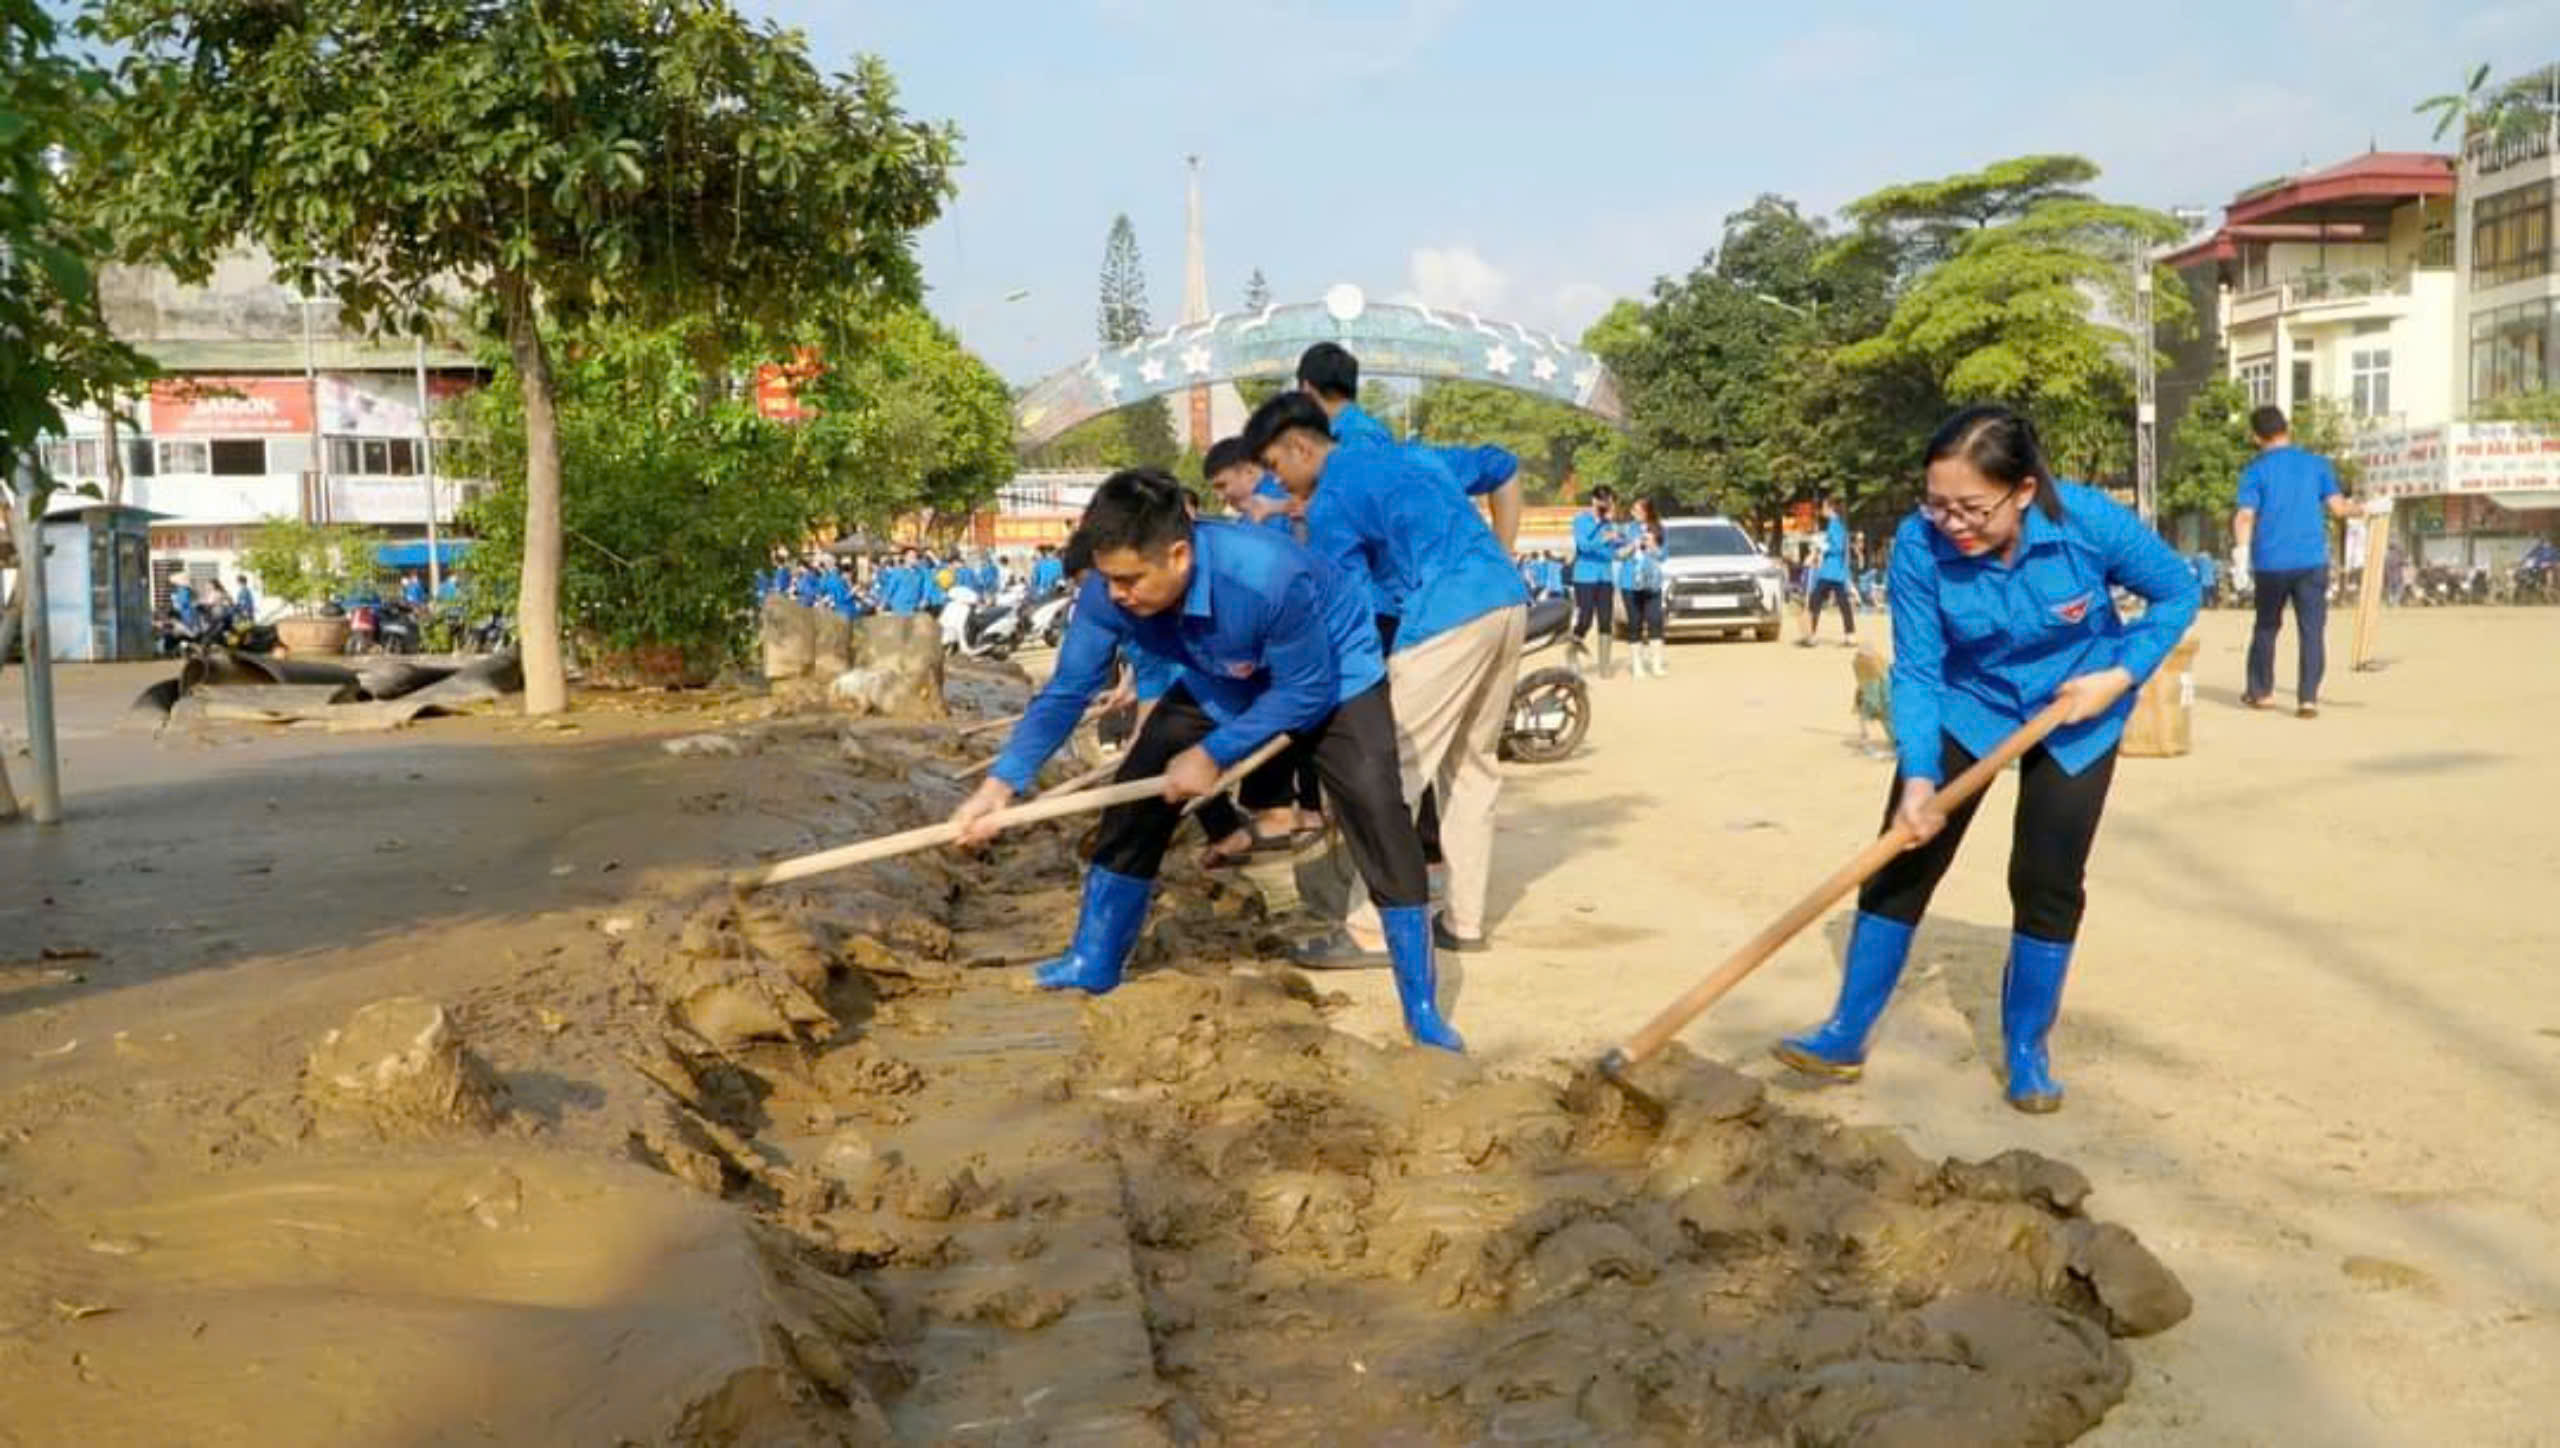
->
xmin=1923 ymin=405 xmax=2066 ymax=522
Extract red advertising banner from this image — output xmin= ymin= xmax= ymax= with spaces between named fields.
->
xmin=755 ymin=347 xmax=825 ymax=423
xmin=150 ymin=376 xmax=315 ymax=435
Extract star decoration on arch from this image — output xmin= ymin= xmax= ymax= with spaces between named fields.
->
xmin=1484 ymin=343 xmax=1516 ymax=376
xmin=1095 ymin=370 xmax=1123 ymax=401
xmin=1181 ymin=344 xmax=1214 ymax=376
xmin=1137 ymin=356 xmax=1167 ymax=385
xmin=1530 ymin=354 xmax=1558 ymax=383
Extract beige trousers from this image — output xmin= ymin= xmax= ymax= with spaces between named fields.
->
xmin=1344 ymin=604 xmax=1526 ymax=940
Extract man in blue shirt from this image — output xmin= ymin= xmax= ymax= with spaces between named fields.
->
xmin=1296 ymin=340 xmax=1527 ymax=566
xmin=1800 ymin=496 xmax=1857 ymax=647
xmin=876 ymin=550 xmax=921 ymax=615
xmin=232 ymin=575 xmax=258 ymax=624
xmin=1201 ymin=436 xmax=1327 ymax=844
xmin=1568 ymin=487 xmax=1629 ymax=676
xmin=1030 ymin=545 xmax=1065 ymax=598
xmin=950 ymin=469 xmax=1462 ymax=1051
xmin=2234 ymin=405 xmax=2357 ymax=717
xmin=1248 ymin=391 xmax=1528 ymax=962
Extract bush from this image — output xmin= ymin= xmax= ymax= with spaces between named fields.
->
xmin=239 ymin=517 xmax=390 ymax=613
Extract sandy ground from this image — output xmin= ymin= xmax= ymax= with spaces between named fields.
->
xmin=0 ymin=606 xmax=2553 ymax=1443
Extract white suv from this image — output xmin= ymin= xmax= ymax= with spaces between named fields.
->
xmin=1658 ymin=515 xmax=1784 ymax=642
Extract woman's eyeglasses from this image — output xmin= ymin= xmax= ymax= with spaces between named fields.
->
xmin=1918 ymin=490 xmax=2017 ymax=529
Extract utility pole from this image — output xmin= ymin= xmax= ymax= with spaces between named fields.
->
xmin=415 ymin=330 xmax=441 ymax=596
xmin=2134 ymin=261 xmax=2157 ymax=527
xmin=5 ymin=474 xmax=62 ymax=823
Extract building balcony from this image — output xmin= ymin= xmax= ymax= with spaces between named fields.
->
xmin=2227 ymin=266 xmax=2452 ymax=331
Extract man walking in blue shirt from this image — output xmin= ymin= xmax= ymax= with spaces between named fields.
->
xmin=1247 ymin=392 xmax=1528 ymax=959
xmin=2234 ymin=406 xmax=2357 ymax=717
xmin=949 ymin=470 xmax=1462 ymax=1051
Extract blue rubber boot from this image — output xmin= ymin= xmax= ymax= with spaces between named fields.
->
xmin=1380 ymin=904 xmax=1465 ymax=1053
xmin=1771 ymin=911 xmax=1917 ymax=1082
xmin=1032 ymin=866 xmax=1154 ymax=994
xmin=2001 ymin=933 xmax=2073 ymax=1113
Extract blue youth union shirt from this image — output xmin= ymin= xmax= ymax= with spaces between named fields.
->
xmin=1816 ymin=515 xmax=1850 ymax=583
xmin=1304 ymin=442 xmax=1527 ymax=655
xmin=2236 ymin=445 xmax=2341 ymax=572
xmin=1887 ymin=481 xmax=2200 ymax=783
xmin=991 ymin=522 xmax=1384 ymax=793
xmin=1250 ymin=476 xmax=1297 ymax=533
xmin=1571 ymin=512 xmax=1622 ymax=585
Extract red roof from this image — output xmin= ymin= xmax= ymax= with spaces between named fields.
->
xmin=2162 ymin=150 xmax=2455 ymax=268
xmin=2225 ymin=151 xmax=2454 ymax=226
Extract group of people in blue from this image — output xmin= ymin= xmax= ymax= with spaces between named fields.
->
xmin=1559 ymin=489 xmax=1674 ymax=677
xmin=939 ymin=333 xmax=2204 ymax=1111
xmin=756 ymin=543 xmax=1070 ymax=620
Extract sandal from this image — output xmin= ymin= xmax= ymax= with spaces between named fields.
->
xmin=1202 ymin=824 xmax=1319 ymax=870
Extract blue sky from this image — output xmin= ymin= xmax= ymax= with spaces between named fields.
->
xmin=753 ymin=0 xmax=2560 ymax=384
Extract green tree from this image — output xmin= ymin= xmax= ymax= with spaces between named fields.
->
xmin=80 ymin=0 xmax=957 ymax=713
xmin=2415 ymin=62 xmax=2554 ymax=146
xmin=0 ymin=0 xmax=151 ymax=507
xmin=1408 ymin=380 xmax=1609 ymax=502
xmin=2161 ymin=375 xmax=2256 ymax=523
xmin=1593 ymin=195 xmax=1911 ymax=530
xmin=1096 ymin=212 xmax=1177 ymax=470
xmin=1833 ymin=155 xmax=2191 ymax=487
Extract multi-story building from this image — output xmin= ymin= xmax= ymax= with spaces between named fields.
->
xmin=37 ymin=247 xmax=483 ymax=603
xmin=2163 ymin=150 xmax=2460 ymax=437
xmin=2355 ymin=66 xmax=2560 ymax=567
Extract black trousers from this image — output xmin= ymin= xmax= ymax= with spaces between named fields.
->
xmin=1371 ymin=610 xmax=1442 ymax=865
xmin=1093 ymin=683 xmax=1425 ymax=907
xmin=1858 ymin=732 xmax=2118 ymax=942
xmin=2247 ymin=566 xmax=2327 ymax=703
xmin=1570 ymin=581 xmax=1615 ymax=640
xmin=1807 ymin=579 xmax=1855 ymax=634
xmin=1624 ymin=588 xmax=1665 ymax=641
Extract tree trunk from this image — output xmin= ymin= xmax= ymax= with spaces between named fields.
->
xmin=96 ymin=278 xmax=128 ymax=509
xmin=500 ymin=272 xmax=567 ymax=715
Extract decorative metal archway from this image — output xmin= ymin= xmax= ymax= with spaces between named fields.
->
xmin=1012 ymin=283 xmax=1624 ymax=449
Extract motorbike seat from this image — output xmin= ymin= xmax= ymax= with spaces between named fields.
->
xmin=1523 ymin=593 xmax=1571 ymax=644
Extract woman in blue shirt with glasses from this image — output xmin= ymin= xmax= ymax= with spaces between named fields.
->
xmin=1775 ymin=405 xmax=2198 ymax=1113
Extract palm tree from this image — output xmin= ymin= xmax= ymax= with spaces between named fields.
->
xmin=2415 ymin=63 xmax=2551 ymax=148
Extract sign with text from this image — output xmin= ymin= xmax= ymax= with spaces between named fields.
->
xmin=150 ymin=376 xmax=314 ymax=436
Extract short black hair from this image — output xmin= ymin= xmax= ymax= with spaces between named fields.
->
xmin=1242 ymin=391 xmax=1334 ymax=461
xmin=2249 ymin=405 xmax=2289 ymax=441
xmin=1059 ymin=529 xmax=1093 ymax=576
xmin=1076 ymin=468 xmax=1194 ymax=559
xmin=1203 ymin=435 xmax=1255 ymax=479
xmin=1296 ymin=342 xmax=1359 ymax=402
xmin=1925 ymin=404 xmax=2064 ymax=522
xmin=1588 ymin=485 xmax=1616 ymax=505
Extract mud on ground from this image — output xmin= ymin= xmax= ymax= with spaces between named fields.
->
xmin=0 ymin=700 xmax=2185 ymax=1445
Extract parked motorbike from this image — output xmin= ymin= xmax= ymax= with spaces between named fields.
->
xmin=155 ymin=605 xmax=277 ymax=660
xmin=1027 ymin=587 xmax=1075 ymax=650
xmin=939 ymin=584 xmax=1026 ymax=661
xmin=1499 ymin=594 xmax=1590 ymax=765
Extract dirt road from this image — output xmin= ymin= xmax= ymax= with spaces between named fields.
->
xmin=0 ymin=606 xmax=2551 ymax=1443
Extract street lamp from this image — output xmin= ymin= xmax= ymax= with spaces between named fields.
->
xmin=958 ymin=287 xmax=1031 ymax=351
xmin=1751 ymin=292 xmax=1816 ymax=321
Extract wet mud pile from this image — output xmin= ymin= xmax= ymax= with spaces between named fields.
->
xmin=0 ymin=708 xmax=2185 ymax=1445
xmin=1074 ymin=971 xmax=2188 ymax=1445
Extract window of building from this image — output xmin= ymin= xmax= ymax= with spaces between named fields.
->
xmin=208 ymin=439 xmax=267 ymax=476
xmin=2472 ymin=182 xmax=2553 ymax=288
xmin=2351 ymin=348 xmax=2392 ymax=418
xmin=2469 ymin=297 xmax=2558 ymax=401
xmin=328 ymin=436 xmax=420 ymax=477
xmin=2241 ymin=244 xmax=2270 ymax=292
xmin=157 ymin=440 xmax=211 ymax=475
xmin=2237 ymin=358 xmax=2276 ymax=407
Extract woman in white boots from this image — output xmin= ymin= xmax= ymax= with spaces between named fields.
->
xmin=1619 ymin=497 xmax=1669 ymax=678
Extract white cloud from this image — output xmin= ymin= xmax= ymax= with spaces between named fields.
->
xmin=1399 ymin=243 xmax=1511 ymax=315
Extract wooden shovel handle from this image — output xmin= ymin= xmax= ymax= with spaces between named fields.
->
xmin=735 ymin=734 xmax=1290 ymax=891
xmin=1609 ymin=701 xmax=2073 ymax=1071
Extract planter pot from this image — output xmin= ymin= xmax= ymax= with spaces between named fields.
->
xmin=275 ymin=615 xmax=352 ymax=656
xmin=581 ymin=639 xmax=718 ymax=690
